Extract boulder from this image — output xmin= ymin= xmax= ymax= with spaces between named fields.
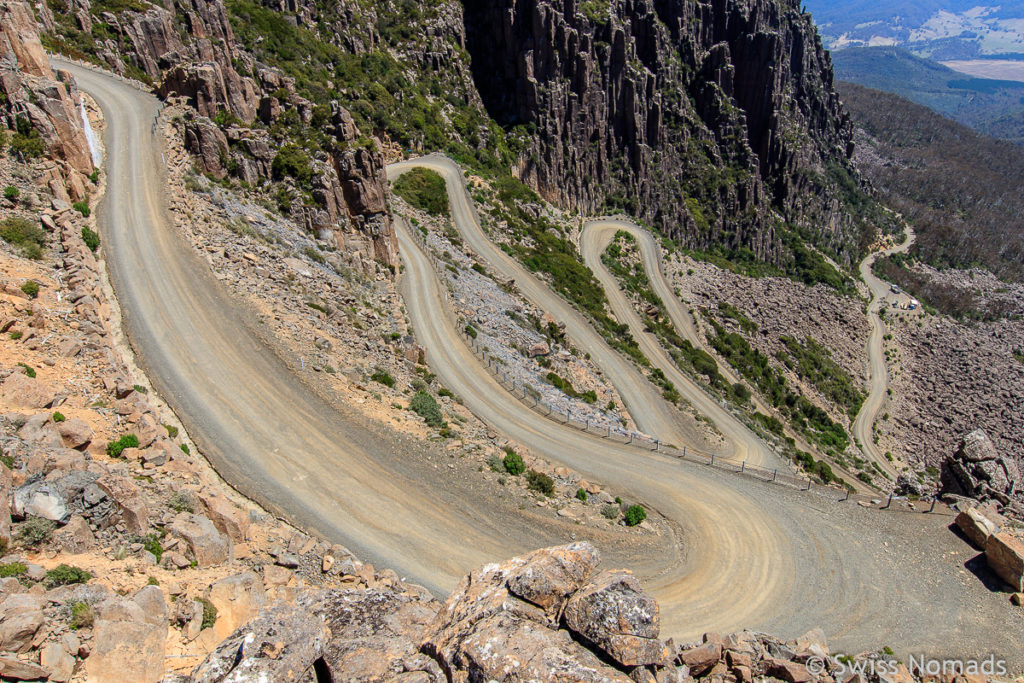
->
xmin=190 ymin=599 xmax=331 ymax=683
xmin=956 ymin=507 xmax=999 ymax=549
xmin=198 ymin=491 xmax=250 ymax=542
xmin=88 ymin=587 xmax=168 ymax=683
xmin=677 ymin=641 xmax=722 ymax=677
xmin=423 ymin=542 xmax=631 ymax=681
xmin=53 ymin=514 xmax=96 ymax=553
xmin=506 ymin=541 xmax=599 ymax=613
xmin=170 ymin=513 xmax=231 ymax=566
xmin=40 ymin=641 xmax=76 ymax=682
xmin=0 ymin=654 xmax=49 ymax=681
xmin=959 ymin=429 xmax=999 ymax=462
xmin=765 ymin=657 xmax=813 ymax=683
xmin=17 ymin=413 xmax=63 ymax=447
xmin=304 ymin=588 xmax=440 ymax=680
xmin=986 ymin=532 xmax=1024 ymax=592
xmin=563 ymin=569 xmax=667 ymax=667
xmin=207 ymin=572 xmax=266 ymax=640
xmin=941 ymin=429 xmax=1021 ymax=504
xmin=0 ymin=1 xmax=53 ymax=78
xmin=97 ymin=475 xmax=148 ymax=534
xmin=57 ymin=418 xmax=94 ymax=450
xmin=0 ymin=593 xmax=45 ymax=652
xmin=0 ymin=465 xmax=11 ymax=543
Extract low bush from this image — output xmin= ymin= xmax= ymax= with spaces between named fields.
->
xmin=0 ymin=562 xmax=27 ymax=578
xmin=3 ymin=186 xmax=18 ymax=201
xmin=17 ymin=517 xmax=55 ymax=546
xmin=52 ymin=412 xmax=66 ymax=423
xmin=141 ymin=533 xmax=164 ymax=562
xmin=197 ymin=597 xmax=218 ymax=629
xmin=600 ymin=504 xmax=620 ymax=519
xmin=410 ymin=391 xmax=445 ymax=428
xmin=21 ymin=280 xmax=40 ymax=298
xmin=106 ymin=433 xmax=139 ymax=458
xmin=81 ymin=225 xmax=100 ymax=253
xmin=525 ymin=469 xmax=554 ymax=497
xmin=17 ymin=362 xmax=36 ymax=378
xmin=393 ymin=168 xmax=449 ymax=215
xmin=45 ymin=564 xmax=91 ymax=588
xmin=72 ymin=201 xmax=90 ymax=217
xmin=370 ymin=368 xmax=395 ymax=387
xmin=502 ymin=449 xmax=525 ymax=475
xmin=69 ymin=602 xmax=94 ymax=629
xmin=575 ymin=488 xmax=587 ymax=502
xmin=624 ymin=505 xmax=647 ymax=526
xmin=168 ymin=491 xmax=194 ymax=513
xmin=1 ymin=216 xmax=46 ymax=259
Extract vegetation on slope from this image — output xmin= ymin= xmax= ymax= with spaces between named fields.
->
xmin=841 ymin=83 xmax=1024 ymax=286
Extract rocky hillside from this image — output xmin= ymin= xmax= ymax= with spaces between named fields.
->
xmin=464 ymin=0 xmax=876 ymax=269
xmin=32 ymin=0 xmax=892 ymax=281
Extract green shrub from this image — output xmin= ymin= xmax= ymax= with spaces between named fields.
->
xmin=89 ymin=170 xmax=99 ymax=183
xmin=0 ymin=454 xmax=12 ymax=470
xmin=180 ymin=444 xmax=190 ymax=454
xmin=3 ymin=186 xmax=18 ymax=201
xmin=164 ymin=424 xmax=178 ymax=438
xmin=9 ymin=331 xmax=22 ymax=340
xmin=437 ymin=387 xmax=454 ymax=398
xmin=410 ymin=390 xmax=445 ymax=428
xmin=81 ymin=226 xmax=100 ymax=252
xmin=1 ymin=216 xmax=46 ymax=259
xmin=487 ymin=454 xmax=504 ymax=472
xmin=575 ymin=488 xmax=588 ymax=502
xmin=464 ymin=324 xmax=477 ymax=339
xmin=17 ymin=362 xmax=36 ymax=378
xmin=197 ymin=597 xmax=218 ymax=630
xmin=525 ymin=469 xmax=554 ymax=496
xmin=624 ymin=505 xmax=647 ymax=527
xmin=45 ymin=564 xmax=91 ymax=588
xmin=141 ymin=533 xmax=163 ymax=562
xmin=133 ymin=384 xmax=148 ymax=394
xmin=271 ymin=144 xmax=312 ymax=183
xmin=392 ymin=168 xmax=448 ymax=215
xmin=502 ymin=449 xmax=525 ymax=476
xmin=370 ymin=368 xmax=395 ymax=387
xmin=168 ymin=491 xmax=194 ymax=513
xmin=17 ymin=517 xmax=54 ymax=546
xmin=0 ymin=562 xmax=27 ymax=578
xmin=147 ymin=576 xmax=159 ymax=586
xmin=72 ymin=201 xmax=90 ymax=217
xmin=20 ymin=280 xmax=39 ymax=298
xmin=106 ymin=433 xmax=140 ymax=458
xmin=10 ymin=117 xmax=44 ymax=158
xmin=600 ymin=504 xmax=620 ymax=519
xmin=69 ymin=602 xmax=94 ymax=629
xmin=52 ymin=411 xmax=66 ymax=423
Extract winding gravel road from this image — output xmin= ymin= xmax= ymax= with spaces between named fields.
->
xmin=853 ymin=229 xmax=916 ymax=480
xmin=579 ymin=219 xmax=779 ymax=468
xmin=66 ymin=62 xmax=1022 ymax=665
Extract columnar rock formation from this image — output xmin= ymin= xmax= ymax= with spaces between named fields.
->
xmin=462 ymin=0 xmax=861 ymax=265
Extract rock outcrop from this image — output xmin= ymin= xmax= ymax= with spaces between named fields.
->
xmin=462 ymin=0 xmax=861 ymax=266
xmin=1 ymin=1 xmax=94 ymax=181
xmin=942 ymin=429 xmax=1022 ymax=514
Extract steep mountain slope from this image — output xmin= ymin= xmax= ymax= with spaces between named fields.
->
xmin=832 ymin=47 xmax=1024 ymax=143
xmin=840 ymin=82 xmax=1024 ymax=286
xmin=34 ymin=0 xmax=886 ymax=277
xmin=463 ymin=0 xmax=876 ymax=269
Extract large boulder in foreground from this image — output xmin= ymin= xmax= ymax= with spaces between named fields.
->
xmin=941 ymin=429 xmax=1021 ymax=507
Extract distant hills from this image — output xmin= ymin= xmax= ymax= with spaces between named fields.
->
xmin=831 ymin=47 xmax=1024 ymax=144
xmin=804 ymin=1 xmax=1024 ymax=60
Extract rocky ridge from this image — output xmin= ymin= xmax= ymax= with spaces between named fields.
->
xmin=463 ymin=0 xmax=868 ymax=267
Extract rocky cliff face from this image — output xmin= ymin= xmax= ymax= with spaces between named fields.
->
xmin=0 ymin=1 xmax=94 ymax=194
xmin=463 ymin=0 xmax=860 ymax=265
xmin=38 ymin=0 xmax=399 ymax=268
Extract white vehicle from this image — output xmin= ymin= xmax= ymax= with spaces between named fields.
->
xmin=890 ymin=284 xmax=901 ymax=294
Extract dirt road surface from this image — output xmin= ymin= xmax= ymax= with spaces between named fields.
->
xmin=67 ymin=63 xmax=1023 ymax=666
